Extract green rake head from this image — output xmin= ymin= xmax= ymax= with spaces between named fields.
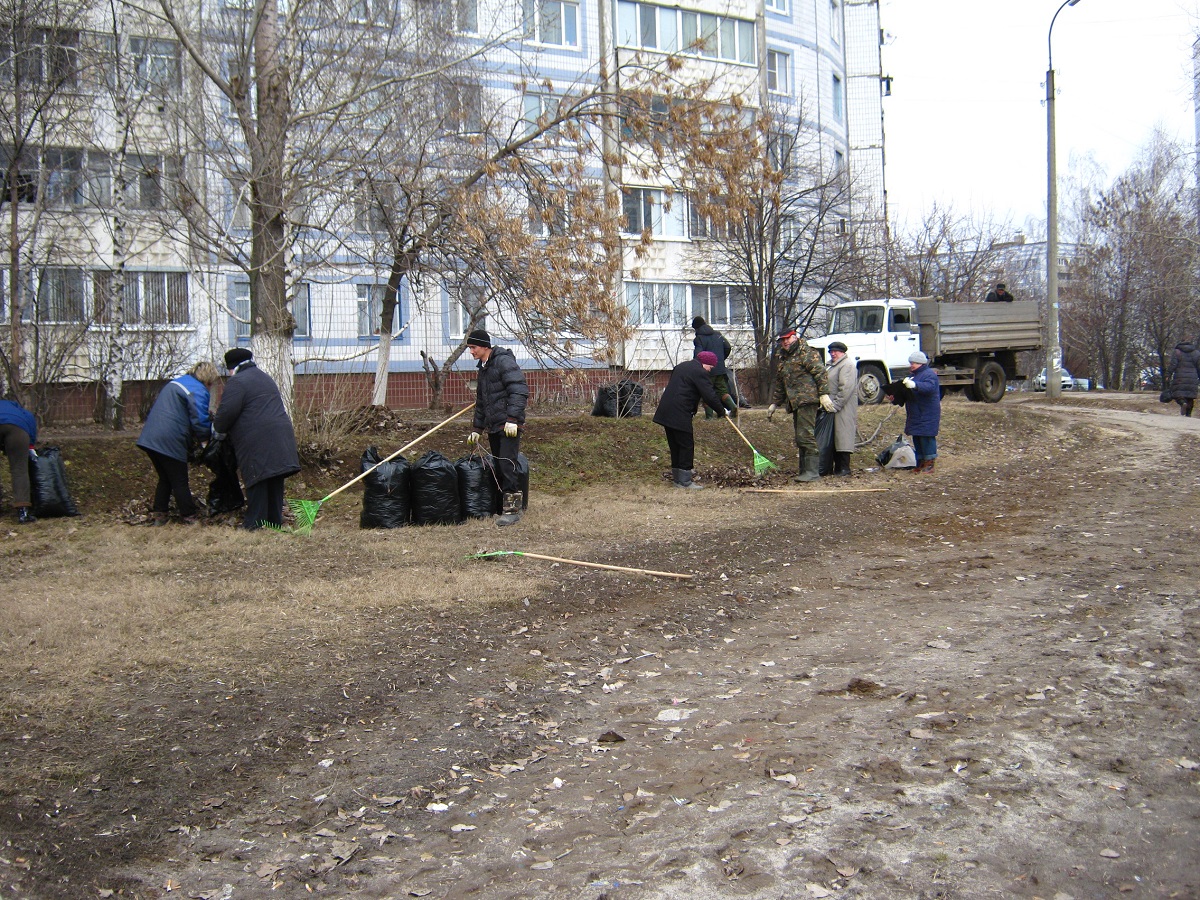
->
xmin=752 ymin=450 xmax=778 ymax=476
xmin=285 ymin=498 xmax=323 ymax=535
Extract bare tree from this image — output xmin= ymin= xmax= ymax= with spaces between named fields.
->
xmin=889 ymin=204 xmax=1014 ymax=304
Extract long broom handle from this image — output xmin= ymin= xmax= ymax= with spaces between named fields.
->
xmin=320 ymin=402 xmax=475 ymax=503
xmin=511 ymin=551 xmax=693 ymax=580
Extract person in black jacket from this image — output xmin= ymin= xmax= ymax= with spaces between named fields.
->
xmin=465 ymin=330 xmax=529 ymax=526
xmin=213 ymin=348 xmax=301 ymax=530
xmin=653 ymin=351 xmax=726 ymax=489
xmin=0 ymin=396 xmax=38 ymax=524
xmin=984 ymin=282 xmax=1014 ymax=302
xmin=692 ymin=316 xmax=737 ymax=418
xmin=136 ymin=361 xmax=221 ymax=525
xmin=1166 ymin=339 xmax=1200 ymax=416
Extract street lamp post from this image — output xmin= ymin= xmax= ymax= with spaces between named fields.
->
xmin=1046 ymin=0 xmax=1082 ymax=398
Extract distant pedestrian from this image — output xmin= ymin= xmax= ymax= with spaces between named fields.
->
xmin=825 ymin=341 xmax=859 ymax=476
xmin=213 ymin=349 xmax=300 ymax=530
xmin=900 ymin=351 xmax=941 ymax=473
xmin=465 ymin=330 xmax=529 ymax=526
xmin=767 ymin=330 xmax=834 ymax=482
xmin=0 ymin=396 xmax=38 ymax=524
xmin=985 ymin=282 xmax=1014 ymax=303
xmin=653 ymin=350 xmax=726 ymax=489
xmin=1165 ymin=339 xmax=1200 ymax=417
xmin=136 ymin=361 xmax=221 ymax=525
xmin=692 ymin=316 xmax=737 ymax=418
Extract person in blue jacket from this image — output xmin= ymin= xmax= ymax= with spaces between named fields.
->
xmin=901 ymin=351 xmax=942 ymax=473
xmin=137 ymin=361 xmax=221 ymax=525
xmin=0 ymin=396 xmax=39 ymax=524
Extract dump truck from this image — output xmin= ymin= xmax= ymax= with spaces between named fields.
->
xmin=806 ymin=297 xmax=1043 ymax=404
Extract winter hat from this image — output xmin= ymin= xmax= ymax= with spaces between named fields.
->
xmin=697 ymin=351 xmax=719 ymax=367
xmin=908 ymin=351 xmax=929 ymax=365
xmin=691 ymin=316 xmax=706 ymax=329
xmin=224 ymin=347 xmax=253 ymax=369
xmin=829 ymin=341 xmax=848 ymax=353
xmin=466 ymin=330 xmax=492 ymax=349
xmin=777 ymin=330 xmax=797 ymax=342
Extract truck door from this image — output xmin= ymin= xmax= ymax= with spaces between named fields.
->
xmin=889 ymin=308 xmax=920 ymax=360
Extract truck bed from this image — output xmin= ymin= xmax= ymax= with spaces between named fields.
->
xmin=914 ymin=300 xmax=1043 ymax=358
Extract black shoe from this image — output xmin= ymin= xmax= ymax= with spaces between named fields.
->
xmin=17 ymin=507 xmax=36 ymax=524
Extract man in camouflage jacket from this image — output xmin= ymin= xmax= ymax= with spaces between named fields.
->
xmin=767 ymin=330 xmax=835 ymax=482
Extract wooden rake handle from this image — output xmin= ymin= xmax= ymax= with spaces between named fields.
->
xmin=724 ymin=414 xmax=759 ymax=452
xmin=322 ymin=402 xmax=475 ymax=503
xmin=500 ymin=551 xmax=693 ymax=580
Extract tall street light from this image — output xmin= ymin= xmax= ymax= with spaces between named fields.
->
xmin=1046 ymin=0 xmax=1082 ymax=398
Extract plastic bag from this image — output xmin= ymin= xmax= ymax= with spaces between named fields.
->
xmin=360 ymin=446 xmax=411 ymax=528
xmin=591 ymin=384 xmax=620 ymax=417
xmin=1159 ymin=387 xmax=1172 ymax=403
xmin=203 ymin=437 xmax=245 ymax=515
xmin=877 ymin=434 xmax=916 ymax=469
xmin=457 ymin=455 xmax=500 ymax=519
xmin=29 ymin=447 xmax=80 ymax=517
xmin=814 ymin=410 xmax=835 ymax=476
xmin=617 ymin=379 xmax=644 ymax=417
xmin=410 ymin=450 xmax=463 ymax=526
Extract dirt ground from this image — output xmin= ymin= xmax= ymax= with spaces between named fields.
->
xmin=1 ymin=393 xmax=1197 ymax=900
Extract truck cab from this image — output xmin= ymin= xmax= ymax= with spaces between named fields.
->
xmin=808 ymin=299 xmax=921 ymax=404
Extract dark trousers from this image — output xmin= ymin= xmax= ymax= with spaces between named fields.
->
xmin=663 ymin=426 xmax=695 ymax=470
xmin=1 ymin=423 xmax=32 ymax=508
xmin=144 ymin=448 xmax=196 ymax=517
xmin=487 ymin=432 xmax=521 ymax=494
xmin=244 ymin=475 xmax=286 ymax=530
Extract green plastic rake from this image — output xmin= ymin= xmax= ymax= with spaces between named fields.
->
xmin=284 ymin=402 xmax=475 ymax=534
xmin=725 ymin=415 xmax=778 ymax=476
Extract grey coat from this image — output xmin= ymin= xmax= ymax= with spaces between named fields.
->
xmin=826 ymin=354 xmax=859 ymax=452
xmin=1167 ymin=341 xmax=1200 ymax=400
xmin=213 ymin=362 xmax=300 ymax=488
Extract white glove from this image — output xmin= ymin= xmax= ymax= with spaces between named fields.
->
xmin=766 ymin=403 xmax=777 ymax=422
xmin=819 ymin=394 xmax=836 ymax=413
xmin=504 ymin=421 xmax=518 ymax=438
xmin=902 ymin=377 xmax=916 ymax=390
xmin=467 ymin=431 xmax=480 ymax=445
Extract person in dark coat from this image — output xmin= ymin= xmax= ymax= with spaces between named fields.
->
xmin=465 ymin=330 xmax=529 ymax=526
xmin=1166 ymin=339 xmax=1200 ymax=417
xmin=136 ymin=361 xmax=221 ymax=525
xmin=213 ymin=348 xmax=300 ymax=530
xmin=984 ymin=282 xmax=1014 ymax=302
xmin=653 ymin=351 xmax=726 ymax=489
xmin=0 ymin=397 xmax=38 ymax=524
xmin=900 ymin=350 xmax=942 ymax=473
xmin=692 ymin=316 xmax=737 ymax=418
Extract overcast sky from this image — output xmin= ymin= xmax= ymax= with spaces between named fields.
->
xmin=878 ymin=0 xmax=1198 ymax=235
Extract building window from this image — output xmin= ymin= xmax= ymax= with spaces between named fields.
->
xmin=35 ymin=267 xmax=85 ymax=323
xmin=444 ymin=82 xmax=483 ymax=134
xmin=354 ymin=178 xmax=393 ymax=233
xmin=626 ymin=281 xmax=686 ymax=327
xmin=130 ymin=37 xmax=181 ymax=91
xmin=123 ymin=155 xmax=179 ymax=210
xmin=524 ymin=0 xmax=579 ymax=47
xmin=767 ymin=50 xmax=789 ymax=95
xmin=521 ymin=93 xmax=560 ymax=137
xmin=348 ymin=0 xmax=389 ymax=25
xmin=679 ymin=10 xmax=755 ymax=63
xmin=768 ymin=128 xmax=795 ymax=169
xmin=528 ymin=189 xmax=569 ymax=237
xmin=292 ymin=283 xmax=310 ymax=338
xmin=829 ymin=0 xmax=842 ymax=45
xmin=448 ymin=283 xmax=486 ymax=336
xmin=232 ymin=281 xmax=250 ymax=339
xmin=622 ymin=187 xmax=685 ymax=238
xmin=357 ymin=283 xmax=387 ymax=337
xmin=0 ymin=28 xmax=79 ymax=86
xmin=831 ymin=73 xmax=843 ymax=123
xmin=456 ymin=0 xmax=479 ymax=32
xmin=691 ymin=284 xmax=748 ymax=326
xmin=765 ymin=0 xmax=788 ymax=13
xmin=833 ymin=149 xmax=845 ymax=174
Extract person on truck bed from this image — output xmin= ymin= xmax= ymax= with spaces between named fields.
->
xmin=985 ymin=282 xmax=1014 ymax=302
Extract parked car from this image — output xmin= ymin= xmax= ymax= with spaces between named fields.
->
xmin=1032 ymin=368 xmax=1074 ymax=391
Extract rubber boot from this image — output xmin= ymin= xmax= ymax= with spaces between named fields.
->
xmin=16 ymin=506 xmax=36 ymax=524
xmin=794 ymin=450 xmax=820 ymax=483
xmin=920 ymin=459 xmax=937 ymax=474
xmin=721 ymin=394 xmax=738 ymax=420
xmin=497 ymin=492 xmax=523 ymax=526
xmin=672 ymin=468 xmax=704 ymax=489
xmin=833 ymin=451 xmax=851 ymax=477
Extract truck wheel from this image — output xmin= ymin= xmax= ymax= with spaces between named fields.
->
xmin=857 ymin=364 xmax=888 ymax=405
xmin=976 ymin=360 xmax=1006 ymax=403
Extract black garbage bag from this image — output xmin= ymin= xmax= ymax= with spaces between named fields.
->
xmin=591 ymin=383 xmax=620 ymax=417
xmin=457 ymin=455 xmax=500 ymax=520
xmin=360 ymin=445 xmax=411 ymax=528
xmin=814 ymin=410 xmax=835 ymax=476
xmin=202 ymin=437 xmax=245 ymax=515
xmin=29 ymin=447 xmax=80 ymax=517
xmin=410 ymin=450 xmax=463 ymax=526
xmin=492 ymin=452 xmax=530 ymax=513
xmin=617 ymin=379 xmax=644 ymax=417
